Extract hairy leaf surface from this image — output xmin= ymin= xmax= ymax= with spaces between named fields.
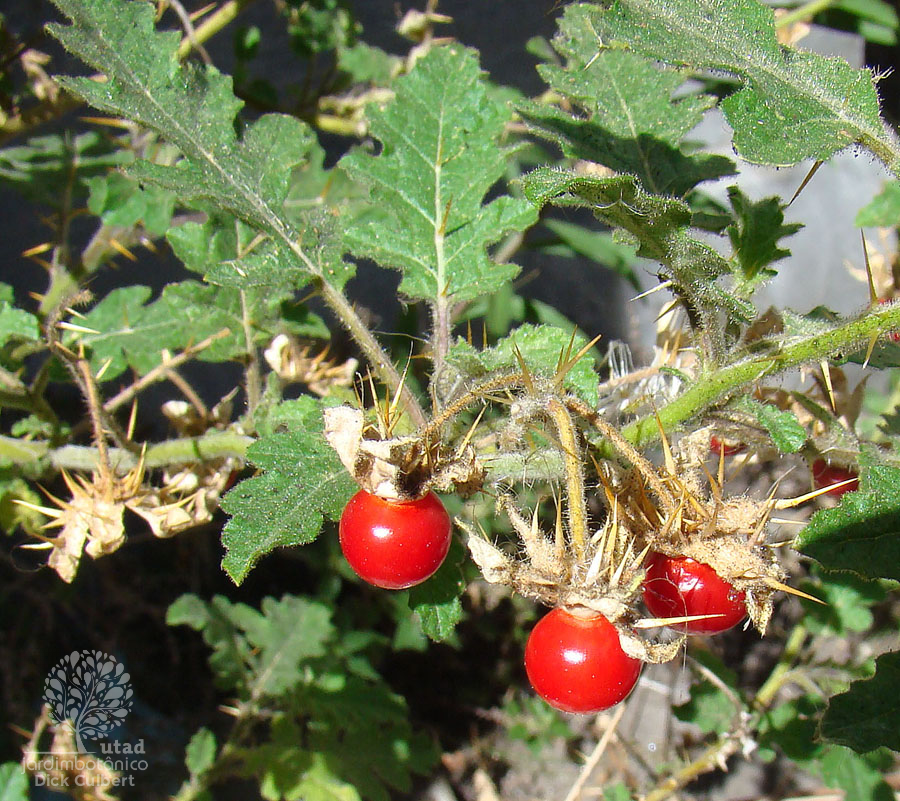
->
xmin=520 ymin=3 xmax=734 ymax=196
xmin=340 ymin=45 xmax=537 ymax=304
xmin=220 ymin=397 xmax=356 ymax=584
xmin=585 ymin=0 xmax=900 ymax=173
xmin=48 ymin=0 xmax=349 ymax=293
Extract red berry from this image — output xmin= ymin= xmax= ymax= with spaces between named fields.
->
xmin=812 ymin=459 xmax=859 ymax=498
xmin=710 ymin=436 xmax=745 ymax=456
xmin=643 ymin=552 xmax=747 ymax=635
xmin=339 ymin=490 xmax=451 ymax=589
xmin=524 ymin=607 xmax=642 ymax=714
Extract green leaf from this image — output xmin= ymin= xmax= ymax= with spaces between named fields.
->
xmin=48 ymin=0 xmax=346 ymax=293
xmin=447 ymin=322 xmax=600 ymax=406
xmin=339 ymin=45 xmax=537 ymax=305
xmin=86 ymin=169 xmax=176 ymax=235
xmin=817 ymin=746 xmax=895 ymax=800
xmin=740 ymin=398 xmax=807 ymax=453
xmin=856 ymin=181 xmax=900 ymax=227
xmin=250 ymin=596 xmax=334 ymax=696
xmin=725 ymin=186 xmax=802 ymax=286
xmin=821 ymin=651 xmax=900 ymax=753
xmin=0 ymin=763 xmax=28 ymax=801
xmin=220 ymin=396 xmax=356 ymax=584
xmin=520 ymin=4 xmax=734 ymax=196
xmin=585 ymin=0 xmax=900 ymax=173
xmin=0 ymin=131 xmax=126 ymax=207
xmin=167 ymin=595 xmax=252 ymax=693
xmin=522 ymin=167 xmax=754 ymax=338
xmin=800 ymin=569 xmax=886 ymax=636
xmin=77 ymin=279 xmax=322 ymax=381
xmin=185 ymin=728 xmax=217 ymax=777
xmin=0 ymin=286 xmax=39 ymax=346
xmin=796 ymin=456 xmax=900 ymax=581
xmin=407 ymin=538 xmax=465 ymax=641
xmin=603 ymin=784 xmax=632 ymax=801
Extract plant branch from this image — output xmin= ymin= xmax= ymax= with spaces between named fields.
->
xmin=641 ymin=730 xmax=743 ymax=801
xmin=319 ymin=280 xmax=428 ymax=428
xmin=754 ymin=621 xmax=808 ymax=709
xmin=0 ymin=430 xmax=252 ymax=472
xmin=774 ymin=0 xmax=835 ymax=29
xmin=102 ymin=328 xmax=231 ymax=413
xmin=619 ymin=303 xmax=900 ymax=453
xmin=239 ymin=290 xmax=262 ymax=416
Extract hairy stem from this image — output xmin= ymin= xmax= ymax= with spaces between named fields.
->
xmin=318 ymin=280 xmax=427 ymax=428
xmin=239 ymin=289 xmax=262 ymax=417
xmin=619 ymin=303 xmax=900 ymax=453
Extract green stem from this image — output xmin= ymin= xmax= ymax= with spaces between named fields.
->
xmin=0 ymin=430 xmax=252 ymax=472
xmin=774 ymin=0 xmax=835 ymax=29
xmin=754 ymin=622 xmax=808 ymax=709
xmin=619 ymin=303 xmax=900 ymax=452
xmin=176 ymin=0 xmax=259 ymax=59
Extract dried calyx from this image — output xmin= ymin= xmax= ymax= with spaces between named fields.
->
xmin=324 ymin=405 xmax=483 ymax=501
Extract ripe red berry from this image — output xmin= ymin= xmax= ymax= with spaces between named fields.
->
xmin=339 ymin=489 xmax=451 ymax=589
xmin=524 ymin=607 xmax=642 ymax=714
xmin=812 ymin=459 xmax=859 ymax=498
xmin=643 ymin=552 xmax=747 ymax=635
xmin=710 ymin=436 xmax=745 ymax=457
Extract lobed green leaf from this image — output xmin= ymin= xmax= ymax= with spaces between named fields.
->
xmin=220 ymin=397 xmax=356 ymax=584
xmin=585 ymin=0 xmax=900 ymax=174
xmin=520 ymin=3 xmax=734 ymax=197
xmin=340 ymin=45 xmax=537 ymax=305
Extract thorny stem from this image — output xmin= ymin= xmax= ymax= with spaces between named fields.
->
xmin=618 ymin=302 xmax=900 ymax=454
xmin=546 ymin=398 xmax=587 ymax=560
xmin=422 ymin=372 xmax=526 ymax=439
xmin=431 ymin=129 xmax=451 ymax=410
xmin=566 ymin=396 xmax=676 ymax=516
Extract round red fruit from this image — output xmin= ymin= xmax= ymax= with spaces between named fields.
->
xmin=643 ymin=552 xmax=747 ymax=635
xmin=339 ymin=490 xmax=451 ymax=589
xmin=524 ymin=607 xmax=642 ymax=714
xmin=812 ymin=459 xmax=859 ymax=498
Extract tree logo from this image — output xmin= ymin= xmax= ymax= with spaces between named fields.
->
xmin=43 ymin=651 xmax=134 ymax=753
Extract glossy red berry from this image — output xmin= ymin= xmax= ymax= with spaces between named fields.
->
xmin=643 ymin=552 xmax=747 ymax=635
xmin=339 ymin=490 xmax=451 ymax=589
xmin=524 ymin=607 xmax=642 ymax=714
xmin=812 ymin=459 xmax=859 ymax=498
xmin=710 ymin=436 xmax=745 ymax=456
